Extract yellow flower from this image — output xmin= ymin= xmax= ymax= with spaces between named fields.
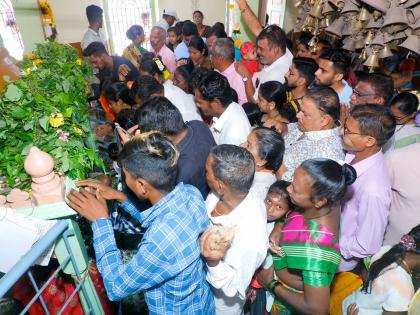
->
xmin=228 ymin=3 xmax=235 ymax=9
xmin=26 ymin=68 xmax=32 ymax=74
xmin=76 ymin=59 xmax=82 ymax=65
xmin=33 ymin=59 xmax=43 ymax=66
xmin=234 ymin=39 xmax=242 ymax=48
xmin=26 ymin=53 xmax=36 ymax=59
xmin=49 ymin=113 xmax=65 ymax=128
xmin=73 ymin=125 xmax=83 ymax=135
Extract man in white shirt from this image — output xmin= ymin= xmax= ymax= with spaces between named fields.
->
xmin=315 ymin=49 xmax=353 ymax=106
xmin=81 ymin=5 xmax=108 ymax=51
xmin=195 ymin=71 xmax=251 ymax=145
xmin=154 ymin=8 xmax=178 ymax=31
xmin=253 ymin=25 xmax=293 ymax=101
xmin=201 ymin=144 xmax=267 ymax=315
xmin=131 ymin=75 xmax=202 ymax=122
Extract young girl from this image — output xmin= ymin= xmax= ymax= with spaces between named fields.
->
xmin=240 ymin=41 xmax=260 ymax=76
xmin=167 ymin=26 xmax=181 ymax=52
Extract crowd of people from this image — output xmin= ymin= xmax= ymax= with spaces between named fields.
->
xmin=68 ymin=2 xmax=420 ymax=315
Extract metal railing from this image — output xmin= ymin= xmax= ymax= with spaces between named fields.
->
xmin=0 ymin=220 xmax=98 ymax=315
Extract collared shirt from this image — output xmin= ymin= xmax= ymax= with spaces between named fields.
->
xmin=339 ymin=151 xmax=392 ymax=271
xmin=154 ymin=18 xmax=170 ymax=31
xmin=92 ymin=183 xmax=215 ymax=314
xmin=211 ymin=102 xmax=251 ymax=145
xmin=217 ymin=62 xmax=247 ymax=105
xmin=282 ymin=123 xmax=344 ymax=181
xmin=252 ymin=48 xmax=293 ymax=100
xmin=164 ymin=81 xmax=202 ymax=122
xmin=383 ymin=124 xmax=420 ymax=153
xmin=205 ymin=190 xmax=267 ymax=315
xmin=151 ymin=44 xmax=177 ymax=73
xmin=338 ymin=80 xmax=353 ymax=106
xmin=81 ymin=28 xmax=107 ymax=51
xmin=175 ymin=41 xmax=190 ymax=61
xmin=383 ymin=143 xmax=420 ymax=245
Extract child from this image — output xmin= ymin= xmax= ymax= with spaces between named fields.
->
xmin=167 ymin=26 xmax=181 ymax=52
xmin=240 ymin=41 xmax=260 ymax=76
xmin=247 ymin=181 xmax=293 ymax=314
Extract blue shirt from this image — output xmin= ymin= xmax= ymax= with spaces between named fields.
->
xmin=175 ymin=41 xmax=190 ymax=61
xmin=92 ymin=183 xmax=215 ymax=314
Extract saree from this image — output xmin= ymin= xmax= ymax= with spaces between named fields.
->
xmin=271 ymin=211 xmax=341 ymax=314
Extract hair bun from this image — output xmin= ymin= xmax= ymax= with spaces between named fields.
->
xmin=342 ymin=164 xmax=357 ymax=186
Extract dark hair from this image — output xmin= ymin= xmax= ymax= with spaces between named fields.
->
xmin=298 ymin=32 xmax=312 ymax=50
xmin=317 ymin=39 xmax=332 ymax=53
xmin=362 ymin=224 xmax=420 ymax=294
xmin=103 ymin=82 xmax=136 ymax=106
xmin=198 ymin=71 xmax=233 ymax=108
xmin=293 ymin=57 xmax=319 ymax=86
xmin=259 ymin=81 xmax=297 ymax=122
xmin=167 ymin=26 xmax=181 ymax=36
xmin=140 ymin=57 xmax=164 ymax=76
xmin=86 ymin=5 xmax=102 ymax=24
xmin=243 ymin=102 xmax=263 ymax=126
xmin=359 ymin=73 xmax=394 ymax=106
xmin=350 ymin=104 xmax=396 ymax=147
xmin=126 ymin=25 xmax=144 ymax=40
xmin=182 ymin=21 xmax=199 ymax=37
xmin=130 ymin=76 xmax=164 ymax=102
xmin=212 ymin=22 xmax=225 ymax=32
xmin=319 ymin=49 xmax=351 ymax=76
xmin=252 ymin=127 xmax=285 ymax=172
xmin=268 ymin=180 xmax=293 ymax=209
xmin=136 ymin=97 xmax=186 ymax=136
xmin=206 ymin=26 xmax=227 ymax=39
xmin=256 ymin=25 xmax=287 ymax=53
xmin=389 ymin=92 xmax=419 ymax=116
xmin=175 ymin=62 xmax=195 ymax=94
xmin=188 ymin=36 xmax=208 ymax=56
xmin=305 ymin=86 xmax=340 ymax=122
xmin=213 ymin=38 xmax=234 ymax=61
xmin=119 ymin=132 xmax=179 ymax=192
xmin=193 ymin=10 xmax=204 ymax=18
xmin=191 ymin=67 xmax=211 ymax=90
xmin=210 ymin=144 xmax=255 ymax=194
xmin=116 ymin=108 xmax=137 ymax=130
xmin=83 ymin=41 xmax=107 ymax=57
xmin=299 ymin=158 xmax=357 ymax=206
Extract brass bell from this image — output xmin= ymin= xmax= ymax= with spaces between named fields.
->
xmin=326 ymin=16 xmax=346 ymax=37
xmin=365 ymin=17 xmax=384 ymax=29
xmin=360 ymin=0 xmax=390 ymax=13
xmin=294 ymin=0 xmax=304 ymax=8
xmin=380 ymin=44 xmax=394 ymax=58
xmin=399 ymin=34 xmax=420 ymax=54
xmin=302 ymin=15 xmax=317 ymax=32
xmin=329 ymin=0 xmax=345 ymax=9
xmin=341 ymin=0 xmax=360 ymax=14
xmin=353 ymin=19 xmax=364 ymax=33
xmin=359 ymin=7 xmax=371 ymax=21
xmin=342 ymin=17 xmax=356 ymax=36
xmin=322 ymin=2 xmax=335 ymax=14
xmin=383 ymin=1 xmax=409 ymax=30
xmin=308 ymin=36 xmax=319 ymax=48
xmin=310 ymin=0 xmax=324 ymax=18
xmin=320 ymin=15 xmax=333 ymax=28
xmin=342 ymin=36 xmax=357 ymax=51
xmin=355 ymin=34 xmax=367 ymax=48
xmin=372 ymin=32 xmax=385 ymax=46
xmin=365 ymin=30 xmax=375 ymax=44
xmin=383 ymin=32 xmax=394 ymax=43
xmin=358 ymin=48 xmax=368 ymax=60
xmin=364 ymin=50 xmax=380 ymax=68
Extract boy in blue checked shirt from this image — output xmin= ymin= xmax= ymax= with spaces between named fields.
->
xmin=67 ymin=132 xmax=215 ymax=314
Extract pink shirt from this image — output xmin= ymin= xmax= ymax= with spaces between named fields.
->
xmin=151 ymin=44 xmax=177 ymax=73
xmin=217 ymin=63 xmax=247 ymax=105
xmin=339 ymin=151 xmax=392 ymax=271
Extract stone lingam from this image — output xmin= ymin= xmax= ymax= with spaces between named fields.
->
xmin=23 ymin=146 xmax=65 ymax=206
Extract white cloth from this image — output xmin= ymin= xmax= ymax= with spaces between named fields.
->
xmin=338 ymin=80 xmax=353 ymax=106
xmin=253 ymin=49 xmax=293 ymax=100
xmin=251 ymin=171 xmax=276 ymax=219
xmin=163 ymin=81 xmax=202 ymax=122
xmin=205 ymin=190 xmax=268 ymax=315
xmin=81 ymin=28 xmax=107 ymax=51
xmin=211 ymin=102 xmax=251 ymax=145
xmin=154 ymin=18 xmax=170 ymax=31
xmin=343 ymin=246 xmax=414 ymax=314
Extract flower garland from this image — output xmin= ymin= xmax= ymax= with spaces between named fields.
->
xmin=228 ymin=2 xmax=242 ymax=49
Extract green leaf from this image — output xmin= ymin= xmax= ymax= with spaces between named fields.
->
xmin=15 ymin=131 xmax=33 ymax=142
xmin=61 ymin=154 xmax=70 ymax=172
xmin=0 ymin=120 xmax=6 ymax=129
xmin=5 ymin=84 xmax=23 ymax=102
xmin=39 ymin=116 xmax=49 ymax=132
xmin=62 ymin=79 xmax=71 ymax=93
xmin=11 ymin=107 xmax=30 ymax=119
xmin=23 ymin=121 xmax=34 ymax=131
xmin=63 ymin=107 xmax=73 ymax=118
xmin=21 ymin=143 xmax=33 ymax=155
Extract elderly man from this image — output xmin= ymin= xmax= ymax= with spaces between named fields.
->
xmin=154 ymin=8 xmax=178 ymax=31
xmin=281 ymin=86 xmax=344 ymax=181
xmin=350 ymin=73 xmax=394 ymax=107
xmin=149 ymin=26 xmax=176 ymax=73
xmin=211 ymin=38 xmax=247 ymax=105
xmin=201 ymin=144 xmax=267 ymax=315
xmin=194 ymin=71 xmax=251 ymax=145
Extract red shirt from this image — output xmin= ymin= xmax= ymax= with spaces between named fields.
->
xmin=240 ymin=59 xmax=259 ymax=76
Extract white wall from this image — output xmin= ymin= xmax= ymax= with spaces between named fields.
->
xmin=157 ymin=0 xmax=227 ymax=27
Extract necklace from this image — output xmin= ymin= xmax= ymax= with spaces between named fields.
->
xmin=400 ymin=259 xmax=412 ymax=276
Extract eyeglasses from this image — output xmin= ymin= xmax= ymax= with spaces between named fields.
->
xmin=342 ymin=120 xmax=365 ymax=136
xmin=392 ymin=113 xmax=412 ymax=124
xmin=352 ymin=89 xmax=377 ymax=98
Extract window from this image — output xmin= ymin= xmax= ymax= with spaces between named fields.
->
xmin=0 ymin=0 xmax=24 ymax=59
xmin=104 ymin=0 xmax=152 ymax=55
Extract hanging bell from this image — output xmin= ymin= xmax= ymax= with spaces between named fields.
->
xmin=358 ymin=48 xmax=368 ymax=60
xmin=399 ymin=34 xmax=420 ymax=54
xmin=358 ymin=7 xmax=371 ymax=20
xmin=382 ymin=0 xmax=409 ymax=31
xmin=364 ymin=50 xmax=380 ymax=67
xmin=294 ymin=0 xmax=304 ymax=8
xmin=302 ymin=15 xmax=317 ymax=32
xmin=380 ymin=44 xmax=394 ymax=57
xmin=404 ymin=0 xmax=420 ymax=8
xmin=329 ymin=0 xmax=345 ymax=9
xmin=353 ymin=19 xmax=365 ymax=33
xmin=372 ymin=32 xmax=385 ymax=46
xmin=355 ymin=34 xmax=367 ymax=48
xmin=326 ymin=16 xmax=346 ymax=37
xmin=341 ymin=0 xmax=360 ymax=14
xmin=393 ymin=29 xmax=409 ymax=40
xmin=320 ymin=14 xmax=333 ymax=28
xmin=308 ymin=36 xmax=319 ymax=48
xmin=322 ymin=2 xmax=335 ymax=14
xmin=310 ymin=0 xmax=324 ymax=18
xmin=365 ymin=30 xmax=376 ymax=44
xmin=360 ymin=0 xmax=390 ymax=13
xmin=407 ymin=5 xmax=420 ymax=24
xmin=365 ymin=16 xmax=384 ymax=29
xmin=383 ymin=32 xmax=394 ymax=43
xmin=342 ymin=17 xmax=356 ymax=36
xmin=342 ymin=36 xmax=357 ymax=51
